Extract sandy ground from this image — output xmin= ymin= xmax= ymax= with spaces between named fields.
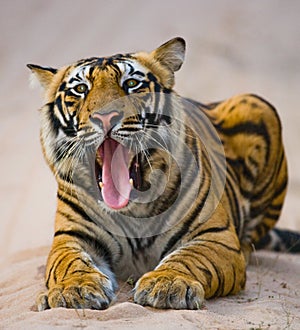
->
xmin=0 ymin=0 xmax=300 ymax=329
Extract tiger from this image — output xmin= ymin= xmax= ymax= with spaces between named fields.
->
xmin=28 ymin=37 xmax=299 ymax=311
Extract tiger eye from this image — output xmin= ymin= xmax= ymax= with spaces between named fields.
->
xmin=125 ymin=79 xmax=138 ymax=88
xmin=74 ymin=83 xmax=88 ymax=93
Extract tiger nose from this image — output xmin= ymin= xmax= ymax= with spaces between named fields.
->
xmin=91 ymin=111 xmax=123 ymax=133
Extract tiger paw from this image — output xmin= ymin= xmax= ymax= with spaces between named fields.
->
xmin=133 ymin=270 xmax=205 ymax=309
xmin=37 ymin=272 xmax=116 ymax=311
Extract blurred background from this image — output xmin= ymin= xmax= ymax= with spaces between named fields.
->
xmin=1 ymin=0 xmax=299 ymax=260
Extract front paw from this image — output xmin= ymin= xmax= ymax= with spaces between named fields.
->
xmin=134 ymin=270 xmax=205 ymax=309
xmin=37 ymin=272 xmax=116 ymax=311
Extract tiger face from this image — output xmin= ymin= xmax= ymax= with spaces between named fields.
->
xmin=29 ymin=38 xmax=186 ymax=210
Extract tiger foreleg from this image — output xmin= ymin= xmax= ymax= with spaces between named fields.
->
xmin=36 ymin=233 xmax=117 ymax=311
xmin=134 ymin=217 xmax=246 ymax=309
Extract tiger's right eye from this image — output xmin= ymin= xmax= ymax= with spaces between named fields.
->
xmin=74 ymin=83 xmax=88 ymax=94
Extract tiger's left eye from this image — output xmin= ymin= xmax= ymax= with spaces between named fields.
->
xmin=74 ymin=83 xmax=88 ymax=94
xmin=125 ymin=79 xmax=139 ymax=88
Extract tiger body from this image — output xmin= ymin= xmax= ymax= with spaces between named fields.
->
xmin=29 ymin=38 xmax=288 ymax=310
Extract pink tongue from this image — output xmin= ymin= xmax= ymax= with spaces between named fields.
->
xmin=100 ymin=139 xmax=131 ymax=209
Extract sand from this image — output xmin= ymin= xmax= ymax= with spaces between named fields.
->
xmin=1 ymin=248 xmax=299 ymax=329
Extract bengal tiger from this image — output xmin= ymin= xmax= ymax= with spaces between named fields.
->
xmin=28 ymin=37 xmax=299 ymax=311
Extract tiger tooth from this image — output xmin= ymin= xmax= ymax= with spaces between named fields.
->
xmin=129 ymin=178 xmax=134 ymax=186
xmin=99 ymin=181 xmax=104 ymax=189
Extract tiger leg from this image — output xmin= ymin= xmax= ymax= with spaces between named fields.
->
xmin=37 ymin=210 xmax=117 ymax=310
xmin=225 ymin=95 xmax=289 ymax=261
xmin=134 ymin=207 xmax=246 ymax=309
xmin=242 ymin=149 xmax=288 ymax=261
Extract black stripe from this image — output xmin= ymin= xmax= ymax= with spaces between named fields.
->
xmin=54 ymin=95 xmax=77 ymax=135
xmin=181 ymin=260 xmax=200 ymax=281
xmin=123 ymin=121 xmax=141 ymax=125
xmin=199 ymin=239 xmax=241 ymax=253
xmin=273 ymin=176 xmax=288 ymax=199
xmin=75 ymin=72 xmax=82 ymax=80
xmin=264 ymin=211 xmax=280 ymax=221
xmin=56 ymin=193 xmax=123 ymax=257
xmin=196 ymin=224 xmax=229 ymax=236
xmin=57 ymin=209 xmax=76 ymax=222
xmin=147 ymin=72 xmax=157 ymax=83
xmin=251 ymin=155 xmax=286 ymax=202
xmin=159 ymin=265 xmax=190 ymax=278
xmin=27 ymin=64 xmax=57 ymax=74
xmin=239 ymin=185 xmax=253 ymax=200
xmin=248 ymin=155 xmax=259 ymax=168
xmin=225 ymin=120 xmax=271 ymax=166
xmin=57 ymin=192 xmax=94 ymax=224
xmin=46 ymin=102 xmax=61 ymax=136
xmin=126 ymin=237 xmax=136 ymax=256
xmin=226 ymin=157 xmax=255 ymax=200
xmin=89 ymin=66 xmax=95 ymax=76
xmin=68 ymin=77 xmax=81 ymax=84
xmin=110 ymin=62 xmax=122 ymax=76
xmin=228 ymin=157 xmax=256 ymax=183
xmin=268 ymin=203 xmax=284 ymax=211
xmin=54 ymin=230 xmax=113 ymax=265
xmin=118 ymin=127 xmax=141 ymax=133
xmin=172 ymin=251 xmax=213 ymax=288
xmin=197 ymin=266 xmax=213 ymax=288
xmin=185 ymin=247 xmax=221 ymax=296
xmin=225 ymin=179 xmax=242 ymax=233
xmin=214 ymin=265 xmax=225 ymax=297
xmin=250 ymin=176 xmax=287 ymax=219
xmin=228 ymin=264 xmax=236 ymax=294
xmin=216 ymin=121 xmax=263 ymax=136
xmin=55 ymin=95 xmax=68 ymax=124
xmin=255 ymin=222 xmax=271 ymax=239
xmin=134 ymin=71 xmax=145 ymax=77
xmin=217 ymin=120 xmax=270 ymax=161
xmin=127 ymin=63 xmax=135 ymax=75
xmin=61 ymin=257 xmax=90 ymax=280
xmin=65 ymin=101 xmax=75 ymax=107
xmin=71 ymin=270 xmax=95 ymax=275
xmin=224 ymin=184 xmax=237 ymax=223
xmin=46 ymin=251 xmax=73 ymax=286
xmin=248 ymin=94 xmax=280 ymax=124
xmin=190 ymin=220 xmax=230 ymax=241
xmin=58 ymin=82 xmax=67 ymax=92
xmin=75 ymin=57 xmax=99 ymax=67
xmin=160 ymin=185 xmax=210 ymax=259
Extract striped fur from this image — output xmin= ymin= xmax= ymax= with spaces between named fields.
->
xmin=28 ymin=38 xmax=295 ymax=311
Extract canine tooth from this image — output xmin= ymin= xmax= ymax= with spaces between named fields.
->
xmin=129 ymin=178 xmax=134 ymax=186
xmin=99 ymin=181 xmax=104 ymax=189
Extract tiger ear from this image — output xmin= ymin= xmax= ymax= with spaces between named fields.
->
xmin=27 ymin=64 xmax=57 ymax=90
xmin=151 ymin=37 xmax=186 ymax=73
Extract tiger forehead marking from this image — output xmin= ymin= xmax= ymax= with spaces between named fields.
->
xmin=65 ymin=58 xmax=149 ymax=89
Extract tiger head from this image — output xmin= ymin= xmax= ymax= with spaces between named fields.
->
xmin=28 ymin=38 xmax=187 ymax=211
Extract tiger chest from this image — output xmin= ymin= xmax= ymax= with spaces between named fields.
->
xmin=114 ymin=237 xmax=163 ymax=281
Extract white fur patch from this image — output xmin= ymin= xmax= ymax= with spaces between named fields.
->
xmin=29 ymin=72 xmax=43 ymax=90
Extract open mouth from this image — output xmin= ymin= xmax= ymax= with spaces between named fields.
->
xmin=95 ymin=138 xmax=142 ymax=209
